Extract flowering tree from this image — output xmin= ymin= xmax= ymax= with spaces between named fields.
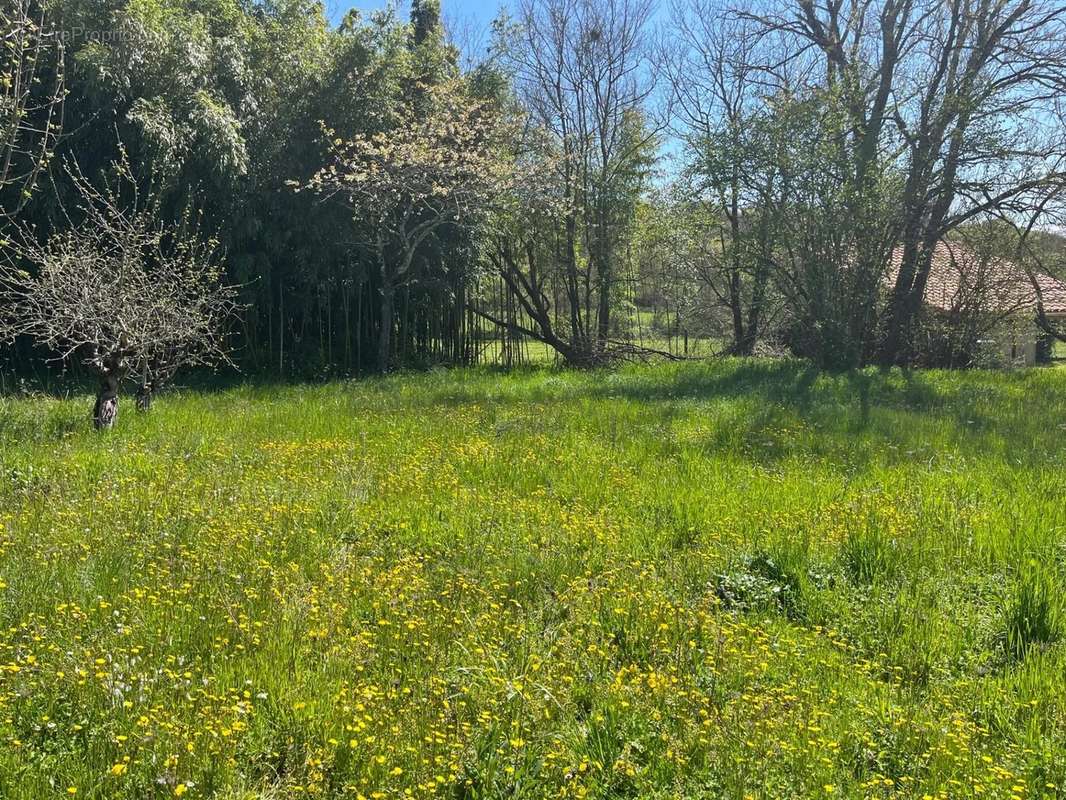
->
xmin=298 ymin=79 xmax=513 ymax=371
xmin=0 ymin=155 xmax=238 ymax=428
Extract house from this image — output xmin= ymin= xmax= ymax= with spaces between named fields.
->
xmin=887 ymin=241 xmax=1066 ymax=365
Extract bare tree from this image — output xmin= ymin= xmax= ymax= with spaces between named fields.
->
xmin=733 ymin=0 xmax=1066 ymax=365
xmin=664 ymin=3 xmax=786 ymax=355
xmin=1004 ymin=184 xmax=1066 ymax=346
xmin=1 ymin=0 xmax=64 ymax=219
xmin=442 ymin=6 xmax=491 ymax=73
xmin=0 ymin=154 xmax=238 ymax=428
xmin=502 ymin=0 xmax=659 ymax=364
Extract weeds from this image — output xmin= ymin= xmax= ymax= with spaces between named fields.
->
xmin=715 ymin=549 xmax=808 ymax=619
xmin=841 ymin=521 xmax=901 ymax=586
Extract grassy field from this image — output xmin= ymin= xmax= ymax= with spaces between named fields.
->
xmin=476 ymin=336 xmax=723 ymax=366
xmin=1 ymin=360 xmax=1065 ymax=799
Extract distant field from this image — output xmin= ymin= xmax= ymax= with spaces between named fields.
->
xmin=478 ymin=337 xmax=723 ymax=365
xmin=1 ymin=360 xmax=1065 ymax=798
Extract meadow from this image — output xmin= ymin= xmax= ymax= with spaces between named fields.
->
xmin=0 ymin=359 xmax=1064 ymax=799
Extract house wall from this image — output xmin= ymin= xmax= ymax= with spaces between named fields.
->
xmin=1013 ymin=315 xmax=1066 ymax=365
xmin=1004 ymin=338 xmax=1038 ymax=366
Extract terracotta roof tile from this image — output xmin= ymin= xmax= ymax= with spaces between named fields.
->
xmin=887 ymin=241 xmax=1066 ymax=317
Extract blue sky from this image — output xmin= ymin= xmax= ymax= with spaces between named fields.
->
xmin=328 ymin=0 xmax=508 ymax=24
xmin=327 ymin=0 xmax=512 ymax=60
xmin=326 ymin=0 xmax=676 ymax=69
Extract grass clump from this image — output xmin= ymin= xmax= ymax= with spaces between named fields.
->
xmin=839 ymin=511 xmax=903 ymax=586
xmin=1002 ymin=564 xmax=1062 ymax=661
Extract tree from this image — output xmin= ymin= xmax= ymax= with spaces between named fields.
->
xmin=499 ymin=0 xmax=659 ymax=364
xmin=4 ymin=0 xmax=501 ymax=379
xmin=665 ymin=4 xmax=783 ymax=355
xmin=476 ymin=124 xmax=687 ymax=366
xmin=298 ymin=78 xmax=513 ymax=372
xmin=475 ymin=125 xmax=588 ymax=364
xmin=758 ymin=90 xmax=902 ymax=368
xmin=908 ymin=225 xmax=1045 ymax=366
xmin=411 ymin=0 xmax=443 ymax=47
xmin=0 ymin=154 xmax=237 ymax=428
xmin=0 ymin=0 xmax=64 ymax=219
xmin=735 ymin=0 xmax=1066 ymax=365
xmin=1002 ymin=185 xmax=1066 ymax=348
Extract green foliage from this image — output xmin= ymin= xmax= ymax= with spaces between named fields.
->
xmin=9 ymin=0 xmax=490 ymax=377
xmin=840 ymin=519 xmax=901 ymax=586
xmin=8 ymin=0 xmax=1066 ymax=381
xmin=715 ymin=548 xmax=808 ymax=619
xmin=70 ymin=0 xmax=250 ymax=183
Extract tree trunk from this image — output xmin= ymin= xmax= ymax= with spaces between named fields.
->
xmin=596 ymin=268 xmax=611 ymax=348
xmin=728 ymin=267 xmax=745 ymax=352
xmin=94 ymin=373 xmax=120 ymax=430
xmin=880 ymin=240 xmax=933 ymax=365
xmin=377 ymin=284 xmax=394 ymax=373
xmin=135 ymin=383 xmax=153 ymax=413
xmin=727 ymin=184 xmax=746 ymax=353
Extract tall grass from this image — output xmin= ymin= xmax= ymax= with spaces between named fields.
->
xmin=0 ymin=359 xmax=1064 ymax=798
xmin=1003 ymin=566 xmax=1062 ymax=661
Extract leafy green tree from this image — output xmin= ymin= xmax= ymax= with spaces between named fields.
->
xmin=0 ymin=0 xmax=64 ymax=219
xmin=486 ymin=0 xmax=659 ymax=365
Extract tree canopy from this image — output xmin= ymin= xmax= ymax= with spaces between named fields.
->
xmin=3 ymin=0 xmax=1066 ymax=383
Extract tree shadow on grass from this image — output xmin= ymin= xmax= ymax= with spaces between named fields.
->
xmin=562 ymin=359 xmax=1059 ymax=469
xmin=5 ymin=353 xmax=1061 ymax=469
